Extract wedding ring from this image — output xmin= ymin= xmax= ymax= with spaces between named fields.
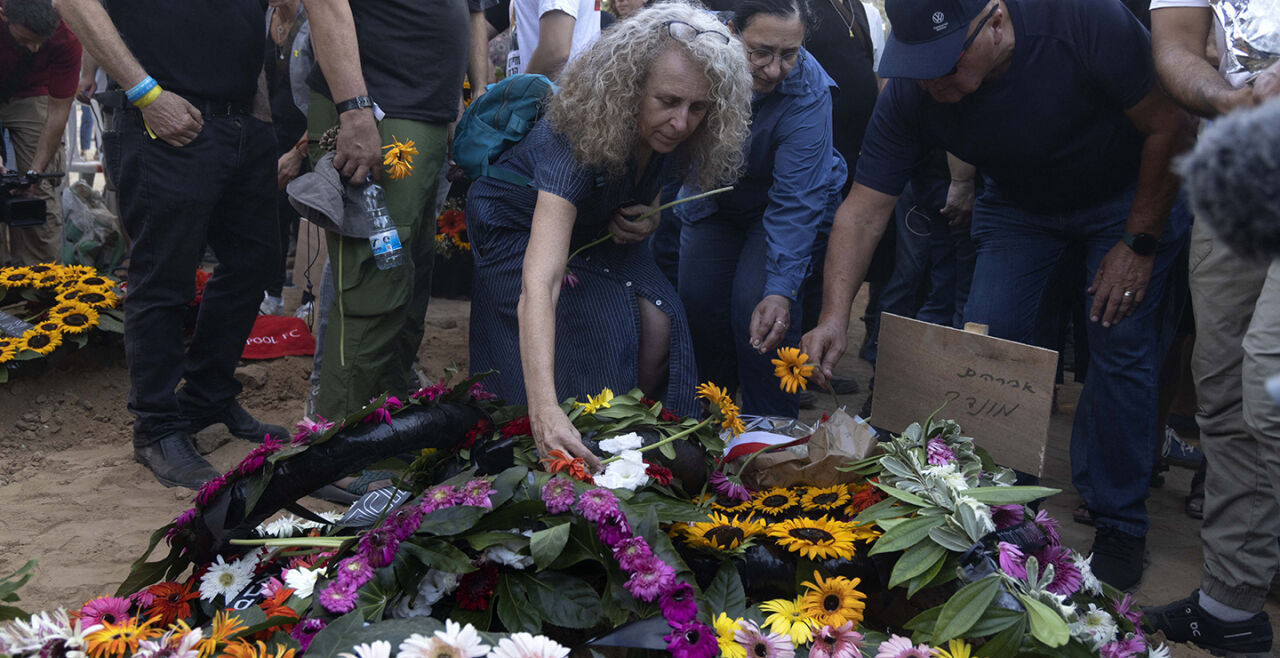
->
xmin=774 ymin=320 xmax=787 ymax=326
xmin=1123 ymin=290 xmax=1134 ymax=298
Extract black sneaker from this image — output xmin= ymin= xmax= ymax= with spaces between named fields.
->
xmin=1090 ymin=526 xmax=1145 ymax=592
xmin=188 ymin=402 xmax=288 ymax=443
xmin=1143 ymin=590 xmax=1273 ymax=656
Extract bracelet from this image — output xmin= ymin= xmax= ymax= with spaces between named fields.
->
xmin=125 ymin=76 xmax=157 ymax=103
xmin=335 ymin=95 xmax=374 ymax=114
xmin=133 ymin=84 xmax=163 ymax=109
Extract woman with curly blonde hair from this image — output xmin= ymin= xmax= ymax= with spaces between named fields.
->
xmin=467 ymin=0 xmax=752 ymax=469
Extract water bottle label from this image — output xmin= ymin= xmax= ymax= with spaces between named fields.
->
xmin=370 ymin=230 xmax=402 ymax=256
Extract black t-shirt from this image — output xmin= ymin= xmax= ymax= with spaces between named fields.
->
xmin=105 ymin=0 xmax=264 ymax=103
xmin=309 ymin=0 xmax=470 ymax=123
xmin=855 ymin=0 xmax=1154 ymax=213
xmin=804 ymin=0 xmax=879 ymax=191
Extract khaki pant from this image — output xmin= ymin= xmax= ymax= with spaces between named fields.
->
xmin=0 ymin=95 xmax=65 ymax=265
xmin=1191 ymin=222 xmax=1280 ymax=612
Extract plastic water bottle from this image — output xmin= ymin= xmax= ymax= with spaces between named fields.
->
xmin=362 ymin=182 xmax=404 ymax=270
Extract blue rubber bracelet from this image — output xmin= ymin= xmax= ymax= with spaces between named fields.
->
xmin=125 ymin=76 xmax=157 ymax=103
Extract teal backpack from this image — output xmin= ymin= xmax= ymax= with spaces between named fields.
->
xmin=453 ymin=74 xmax=557 ymax=187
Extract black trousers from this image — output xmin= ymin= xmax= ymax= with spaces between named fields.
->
xmin=104 ymin=109 xmax=278 ymax=445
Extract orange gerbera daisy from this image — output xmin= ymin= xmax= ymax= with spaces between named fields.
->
xmin=540 ymin=449 xmax=594 ymax=483
xmin=771 ymin=346 xmax=815 ymax=394
xmin=144 ymin=580 xmax=200 ymax=626
xmin=85 ymin=616 xmax=161 ymax=658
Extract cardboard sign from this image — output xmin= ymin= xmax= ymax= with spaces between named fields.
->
xmin=871 ymin=313 xmax=1058 ymax=476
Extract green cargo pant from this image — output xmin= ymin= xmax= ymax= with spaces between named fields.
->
xmin=308 ymin=95 xmax=446 ymax=420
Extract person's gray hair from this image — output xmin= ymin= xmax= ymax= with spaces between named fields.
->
xmin=547 ymin=0 xmax=752 ymax=189
xmin=3 ymin=0 xmax=59 ymax=38
xmin=1177 ymin=95 xmax=1280 ymax=260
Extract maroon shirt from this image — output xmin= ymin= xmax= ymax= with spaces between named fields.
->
xmin=1 ymin=20 xmax=82 ymax=99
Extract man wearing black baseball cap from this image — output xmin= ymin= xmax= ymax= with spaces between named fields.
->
xmin=802 ymin=0 xmax=1197 ymax=591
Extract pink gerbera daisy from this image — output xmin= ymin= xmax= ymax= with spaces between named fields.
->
xmin=997 ymin=541 xmax=1027 ymax=579
xmin=873 ymin=634 xmax=932 ymax=658
xmin=734 ymin=620 xmax=795 ymax=658
xmin=809 ymin=622 xmax=863 ymax=658
xmin=79 ymin=596 xmax=132 ymax=628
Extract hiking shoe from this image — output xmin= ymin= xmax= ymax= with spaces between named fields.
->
xmin=135 ymin=431 xmax=221 ymax=490
xmin=1161 ymin=426 xmax=1204 ymax=468
xmin=1090 ymin=526 xmax=1145 ymax=592
xmin=189 ymin=402 xmax=288 ymax=443
xmin=1143 ymin=590 xmax=1273 ymax=656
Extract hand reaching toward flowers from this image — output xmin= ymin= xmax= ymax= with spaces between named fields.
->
xmin=531 ymin=405 xmax=602 ymax=474
xmin=749 ymin=294 xmax=792 ymax=354
xmin=800 ymin=320 xmax=847 ymax=388
xmin=608 ymin=201 xmax=661 ymax=244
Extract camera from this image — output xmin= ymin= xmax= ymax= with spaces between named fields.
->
xmin=0 ymin=170 xmax=63 ymax=227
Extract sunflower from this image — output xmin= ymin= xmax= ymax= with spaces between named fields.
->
xmin=680 ymin=512 xmax=766 ymax=551
xmin=799 ymin=571 xmax=867 ymax=628
xmin=801 ymin=485 xmax=851 ymax=513
xmin=382 ymin=136 xmax=418 ymax=180
xmin=752 ymin=487 xmax=800 ymax=517
xmin=26 ymin=263 xmax=56 ymax=275
xmin=768 ymin=517 xmax=858 ymax=560
xmin=32 ymin=272 xmax=63 ymax=288
xmin=0 ymin=267 xmax=34 ymax=288
xmin=76 ymin=289 xmax=119 ymax=309
xmin=33 ymin=320 xmax=62 ymax=334
xmin=75 ymin=274 xmax=117 ymax=293
xmin=56 ymin=287 xmax=84 ymax=303
xmin=846 ymin=520 xmax=882 ymax=544
xmin=0 ymin=343 xmax=17 ymax=364
xmin=771 ymin=346 xmax=815 ymax=394
xmin=711 ymin=496 xmax=756 ymax=515
xmin=55 ymin=306 xmax=100 ymax=334
xmin=17 ymin=328 xmax=62 ymax=355
xmin=60 ymin=264 xmax=98 ymax=281
xmin=48 ymin=301 xmax=91 ymax=319
xmin=85 ymin=616 xmax=161 ymax=658
xmin=197 ymin=610 xmax=248 ymax=658
xmin=759 ymin=596 xmax=817 ymax=646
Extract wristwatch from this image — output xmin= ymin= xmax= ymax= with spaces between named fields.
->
xmin=1122 ymin=231 xmax=1159 ymax=256
xmin=335 ymin=95 xmax=374 ymax=115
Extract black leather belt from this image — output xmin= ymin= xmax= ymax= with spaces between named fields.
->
xmin=105 ymin=89 xmax=252 ymax=117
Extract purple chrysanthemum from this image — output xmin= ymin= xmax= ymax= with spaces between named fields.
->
xmin=578 ymin=488 xmax=620 ymax=523
xmin=358 ymin=528 xmax=399 ymax=568
xmin=195 ymin=475 xmax=227 ymax=506
xmin=665 ymin=620 xmax=718 ymax=658
xmin=925 ymin=438 xmax=956 ymax=466
xmin=596 ymin=509 xmax=633 ymax=546
xmin=420 ymin=484 xmax=460 ymax=513
xmin=1035 ymin=508 xmax=1061 ymax=545
xmin=387 ymin=506 xmax=424 ymax=539
xmin=335 ymin=555 xmax=374 ymax=587
xmin=541 ymin=477 xmax=576 ymax=514
xmin=659 ymin=582 xmax=698 ymax=624
xmin=319 ymin=580 xmax=359 ymax=613
xmin=625 ymin=554 xmax=676 ymax=602
xmin=1036 ymin=544 xmax=1083 ymax=596
xmin=709 ymin=471 xmax=752 ymax=502
xmin=612 ymin=536 xmax=654 ymax=571
xmin=291 ymin=618 xmax=327 ymax=651
xmin=1100 ymin=635 xmax=1145 ymax=658
xmin=411 ymin=384 xmax=452 ymax=401
xmin=997 ymin=541 xmax=1027 ymax=579
xmin=459 ymin=478 xmax=497 ymax=508
xmin=1111 ymin=593 xmax=1142 ymax=625
xmin=990 ymin=504 xmax=1025 ymax=530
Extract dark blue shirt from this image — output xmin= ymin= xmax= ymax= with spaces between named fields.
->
xmin=855 ymin=0 xmax=1154 ymax=213
xmin=679 ymin=49 xmax=848 ymax=301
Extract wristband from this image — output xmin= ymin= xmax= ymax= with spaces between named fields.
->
xmin=335 ymin=95 xmax=374 ymax=114
xmin=125 ymin=76 xmax=157 ymax=103
xmin=133 ymin=84 xmax=163 ymax=109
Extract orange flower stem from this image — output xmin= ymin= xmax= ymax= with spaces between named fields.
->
xmin=599 ymin=417 xmax=713 ymax=466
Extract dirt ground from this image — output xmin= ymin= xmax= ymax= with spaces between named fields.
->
xmin=0 ymin=287 xmax=1273 ymax=657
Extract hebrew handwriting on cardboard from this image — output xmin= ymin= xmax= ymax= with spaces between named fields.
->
xmin=871 ymin=314 xmax=1058 ymax=476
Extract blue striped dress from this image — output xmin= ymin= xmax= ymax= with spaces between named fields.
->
xmin=466 ymin=120 xmax=699 ymax=417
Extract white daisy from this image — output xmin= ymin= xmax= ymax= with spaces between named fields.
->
xmin=1069 ymin=603 xmax=1118 ymax=649
xmin=397 ymin=621 xmax=490 ymax=658
xmin=921 ymin=462 xmax=970 ymax=491
xmin=0 ymin=609 xmax=74 ymax=654
xmin=487 ymin=632 xmax=570 ymax=658
xmin=1146 ymin=643 xmax=1171 ymax=658
xmin=1072 ymin=552 xmax=1103 ymax=596
xmin=260 ymin=514 xmax=303 ymax=538
xmin=284 ymin=566 xmax=321 ymax=599
xmin=198 ymin=554 xmax=255 ymax=602
xmin=340 ymin=640 xmax=393 ymax=658
xmin=597 ymin=432 xmax=643 ymax=455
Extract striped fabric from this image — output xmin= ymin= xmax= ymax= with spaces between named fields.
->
xmin=465 ymin=121 xmax=699 ymax=416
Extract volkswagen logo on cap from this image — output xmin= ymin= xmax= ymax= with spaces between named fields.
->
xmin=932 ymin=11 xmax=945 ymax=23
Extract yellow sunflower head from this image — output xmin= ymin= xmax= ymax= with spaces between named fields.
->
xmin=771 ymin=346 xmax=815 ymax=394
xmin=75 ymin=274 xmax=117 ymax=292
xmin=767 ymin=516 xmax=858 ymax=561
xmin=799 ymin=570 xmax=867 ymax=629
xmin=846 ymin=520 xmax=882 ymax=544
xmin=800 ymin=485 xmax=851 ymax=512
xmin=0 ymin=267 xmax=35 ymax=288
xmin=49 ymin=301 xmax=92 ymax=319
xmin=56 ymin=287 xmax=83 ymax=304
xmin=759 ymin=596 xmax=817 ymax=646
xmin=681 ymin=512 xmax=766 ymax=551
xmin=26 ymin=263 xmax=56 ymax=275
xmin=752 ymin=487 xmax=800 ymax=517
xmin=18 ymin=328 xmax=62 ymax=355
xmin=59 ymin=264 xmax=97 ymax=281
xmin=32 ymin=272 xmax=63 ymax=289
xmin=33 ymin=320 xmax=62 ymax=334
xmin=0 ymin=343 xmax=17 ymax=364
xmin=711 ymin=496 xmax=756 ymax=515
xmin=75 ymin=289 xmax=118 ymax=309
xmin=56 ymin=306 xmax=100 ymax=334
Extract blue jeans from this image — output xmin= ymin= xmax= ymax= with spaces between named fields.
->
xmin=679 ymin=216 xmax=803 ymax=417
xmin=964 ymin=184 xmax=1190 ymax=537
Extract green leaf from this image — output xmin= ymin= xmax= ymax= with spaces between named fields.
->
xmin=551 ymin=523 xmax=609 ymax=571
xmin=448 ymin=606 xmax=492 ymax=632
xmin=94 ymin=310 xmax=124 ymax=333
xmin=932 ymin=575 xmax=1002 ymax=643
xmin=966 ymin=607 xmax=1025 ymax=637
xmin=346 ymin=618 xmax=444 ymax=649
xmin=907 ymin=551 xmax=953 ymax=598
xmin=530 ymin=523 xmax=572 ymax=571
xmin=976 ymin=618 xmax=1027 ymax=658
xmin=852 ymin=497 xmax=915 ymax=524
xmin=245 ymin=470 xmax=273 ymax=513
xmin=1018 ymin=594 xmax=1070 ymax=647
xmin=400 ymin=538 xmax=477 ymax=574
xmin=296 ymin=611 xmax=366 ymax=658
xmin=869 ymin=515 xmax=945 ymax=555
xmin=0 ymin=603 xmax=30 ymax=622
xmin=889 ymin=540 xmax=948 ymax=588
xmin=961 ymin=486 xmax=1060 ymax=505
xmin=873 ymin=482 xmax=931 ymax=507
xmin=659 ymin=440 xmax=677 ymax=460
xmin=904 ymin=606 xmax=942 ymax=641
xmin=495 ymin=573 xmax=543 ymax=633
xmin=0 ymin=560 xmax=37 ymax=600
xmin=418 ymin=505 xmax=487 ymax=536
xmin=703 ymin=560 xmax=747 ymax=618
xmin=928 ymin=523 xmax=976 ymax=552
xmin=486 ymin=466 xmax=529 ymax=510
xmin=520 ymin=573 xmax=603 ymax=628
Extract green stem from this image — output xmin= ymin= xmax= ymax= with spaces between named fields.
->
xmin=564 ymin=186 xmax=735 ymax=265
xmin=228 ymin=537 xmax=351 ymax=548
xmin=599 ymin=417 xmax=714 ymax=466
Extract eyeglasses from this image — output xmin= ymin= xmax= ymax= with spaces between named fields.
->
xmin=665 ymin=21 xmax=731 ymax=45
xmin=944 ymin=4 xmax=998 ymax=77
xmin=745 ymin=47 xmax=801 ymax=69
